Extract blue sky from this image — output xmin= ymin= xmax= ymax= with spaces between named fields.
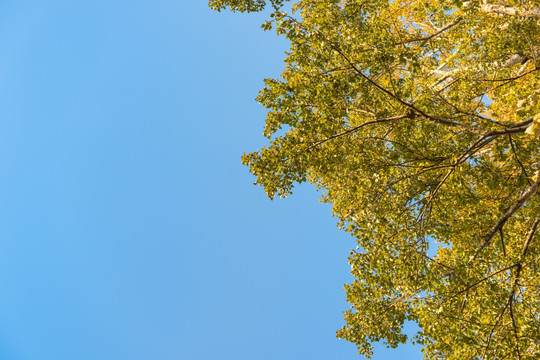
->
xmin=0 ymin=1 xmax=421 ymax=359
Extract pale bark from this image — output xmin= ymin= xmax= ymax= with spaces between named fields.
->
xmin=480 ymin=3 xmax=540 ymax=19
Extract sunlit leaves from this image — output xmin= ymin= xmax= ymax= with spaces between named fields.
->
xmin=212 ymin=0 xmax=540 ymax=358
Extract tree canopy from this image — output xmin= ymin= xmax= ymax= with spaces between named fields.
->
xmin=210 ymin=0 xmax=540 ymax=358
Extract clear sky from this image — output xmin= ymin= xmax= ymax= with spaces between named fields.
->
xmin=0 ymin=1 xmax=422 ymax=359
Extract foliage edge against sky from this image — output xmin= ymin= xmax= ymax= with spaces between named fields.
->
xmin=211 ymin=0 xmax=540 ymax=359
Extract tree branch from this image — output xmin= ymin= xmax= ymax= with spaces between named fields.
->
xmin=307 ymin=113 xmax=410 ymax=150
xmin=508 ymin=134 xmax=531 ymax=185
xmin=518 ymin=219 xmax=540 ymax=262
xmin=482 ymin=300 xmax=511 ymax=360
xmin=504 ymin=219 xmax=540 ymax=360
xmin=480 ymin=3 xmax=540 ymax=19
xmin=508 ymin=299 xmax=522 ymax=360
xmin=473 ymin=189 xmax=540 ymax=260
xmin=454 ymin=264 xmax=518 ymax=296
xmin=394 ymin=17 xmax=462 ymax=46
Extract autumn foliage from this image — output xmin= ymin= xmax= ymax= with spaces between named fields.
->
xmin=211 ymin=0 xmax=540 ymax=358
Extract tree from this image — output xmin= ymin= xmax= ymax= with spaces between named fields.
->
xmin=210 ymin=0 xmax=540 ymax=358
